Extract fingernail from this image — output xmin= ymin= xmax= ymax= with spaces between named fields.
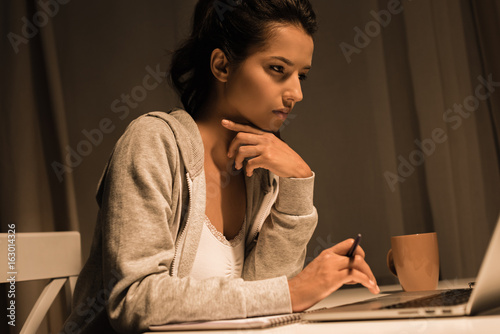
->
xmin=369 ymin=280 xmax=375 ymax=286
xmin=222 ymin=119 xmax=230 ymax=125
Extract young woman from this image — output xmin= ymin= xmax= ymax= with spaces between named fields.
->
xmin=63 ymin=0 xmax=379 ymax=333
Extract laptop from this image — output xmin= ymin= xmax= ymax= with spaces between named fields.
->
xmin=302 ymin=214 xmax=500 ymax=321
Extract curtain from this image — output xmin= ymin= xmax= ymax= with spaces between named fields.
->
xmin=402 ymin=0 xmax=500 ymax=278
xmin=1 ymin=0 xmax=499 ymax=332
xmin=1 ymin=0 xmax=79 ymax=332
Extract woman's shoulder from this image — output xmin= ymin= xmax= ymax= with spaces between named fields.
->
xmin=126 ymin=111 xmax=176 ymax=134
xmin=95 ymin=111 xmax=188 ymax=203
xmin=112 ymin=109 xmax=204 ymax=176
xmin=119 ymin=109 xmax=191 ymax=146
xmin=114 ymin=114 xmax=171 ymax=151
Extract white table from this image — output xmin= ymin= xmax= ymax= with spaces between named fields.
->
xmin=146 ymin=278 xmax=500 ymax=334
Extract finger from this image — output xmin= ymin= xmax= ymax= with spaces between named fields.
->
xmin=340 ymin=268 xmax=380 ymax=294
xmin=227 ymin=132 xmax=260 ymax=158
xmin=354 ymin=245 xmax=366 ymax=259
xmin=335 ymin=255 xmax=377 ymax=286
xmin=330 ymin=238 xmax=357 ymax=255
xmin=245 ymin=156 xmax=266 ymax=177
xmin=348 ymin=254 xmax=377 ymax=284
xmin=233 ymin=146 xmax=261 ymax=170
xmin=330 ymin=239 xmax=366 ymax=258
xmin=221 ymin=119 xmax=265 ymax=135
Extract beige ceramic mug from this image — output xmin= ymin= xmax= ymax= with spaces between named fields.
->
xmin=386 ymin=232 xmax=439 ymax=291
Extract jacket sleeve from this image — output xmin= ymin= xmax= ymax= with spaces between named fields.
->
xmin=243 ymin=173 xmax=318 ymax=280
xmin=99 ymin=116 xmax=292 ymax=334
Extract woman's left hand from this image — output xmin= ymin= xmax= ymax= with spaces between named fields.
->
xmin=221 ymin=119 xmax=313 ymax=178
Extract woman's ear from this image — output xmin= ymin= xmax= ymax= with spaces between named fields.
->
xmin=210 ymin=48 xmax=230 ymax=82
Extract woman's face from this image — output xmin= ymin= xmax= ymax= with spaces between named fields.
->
xmin=224 ymin=24 xmax=314 ymax=132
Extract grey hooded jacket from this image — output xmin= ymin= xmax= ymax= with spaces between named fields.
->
xmin=62 ymin=109 xmax=317 ymax=334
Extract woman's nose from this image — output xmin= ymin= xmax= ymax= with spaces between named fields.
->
xmin=286 ymin=76 xmax=304 ymax=103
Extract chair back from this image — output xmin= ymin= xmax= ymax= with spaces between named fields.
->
xmin=1 ymin=231 xmax=81 ymax=283
xmin=0 ymin=231 xmax=81 ymax=334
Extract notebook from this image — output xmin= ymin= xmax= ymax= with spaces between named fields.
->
xmin=302 ymin=214 xmax=500 ymax=322
xmin=149 ymin=313 xmax=301 ymax=331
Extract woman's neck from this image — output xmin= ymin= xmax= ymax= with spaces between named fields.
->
xmin=195 ymin=105 xmax=237 ymax=171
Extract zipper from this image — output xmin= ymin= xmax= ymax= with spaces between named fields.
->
xmin=170 ymin=173 xmax=193 ymax=276
xmin=248 ymin=181 xmax=279 ymax=246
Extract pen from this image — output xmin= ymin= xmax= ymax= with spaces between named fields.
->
xmin=346 ymin=234 xmax=362 ymax=258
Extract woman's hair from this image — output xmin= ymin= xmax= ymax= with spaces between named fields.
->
xmin=168 ymin=0 xmax=318 ymax=118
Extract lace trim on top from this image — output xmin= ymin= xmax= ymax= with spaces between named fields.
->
xmin=203 ymin=216 xmax=245 ymax=247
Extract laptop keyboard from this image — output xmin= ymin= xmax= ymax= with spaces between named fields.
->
xmin=383 ymin=288 xmax=472 ymax=309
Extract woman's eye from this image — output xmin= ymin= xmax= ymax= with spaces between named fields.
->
xmin=270 ymin=65 xmax=307 ymax=81
xmin=270 ymin=65 xmax=284 ymax=73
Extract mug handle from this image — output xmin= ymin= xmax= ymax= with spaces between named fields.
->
xmin=387 ymin=249 xmax=397 ymax=276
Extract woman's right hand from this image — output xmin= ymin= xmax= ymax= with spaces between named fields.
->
xmin=288 ymin=238 xmax=380 ymax=312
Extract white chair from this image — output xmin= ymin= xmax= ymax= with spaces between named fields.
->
xmin=0 ymin=232 xmax=81 ymax=334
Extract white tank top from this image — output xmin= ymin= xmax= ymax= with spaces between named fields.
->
xmin=190 ymin=216 xmax=246 ymax=280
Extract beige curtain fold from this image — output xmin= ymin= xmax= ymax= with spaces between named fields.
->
xmin=0 ymin=5 xmax=78 ymax=233
xmin=38 ymin=3 xmax=80 ymax=232
xmin=471 ymin=0 xmax=500 ymax=203
xmin=472 ymin=0 xmax=500 ymax=150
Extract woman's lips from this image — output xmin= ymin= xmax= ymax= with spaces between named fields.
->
xmin=272 ymin=108 xmax=290 ymax=120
